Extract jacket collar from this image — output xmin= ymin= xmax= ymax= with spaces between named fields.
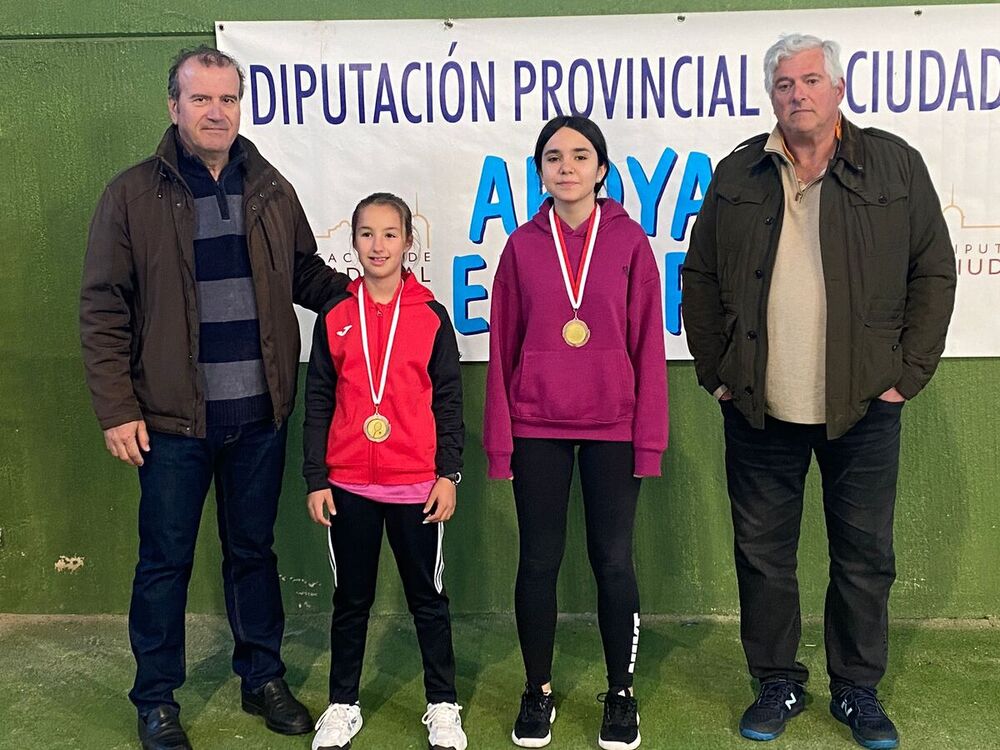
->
xmin=153 ymin=126 xmax=271 ymax=185
xmin=749 ymin=113 xmax=865 ymax=177
xmin=829 ymin=115 xmax=865 ymax=178
xmin=348 ymin=268 xmax=435 ymax=306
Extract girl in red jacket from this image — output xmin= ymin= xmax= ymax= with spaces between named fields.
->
xmin=303 ymin=193 xmax=466 ymax=750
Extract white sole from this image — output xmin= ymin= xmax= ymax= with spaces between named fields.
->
xmin=511 ymin=706 xmax=556 ymax=748
xmin=597 ymin=732 xmax=641 ymax=750
xmin=313 ymin=712 xmax=362 ymax=750
xmin=598 ymin=712 xmax=640 ymax=750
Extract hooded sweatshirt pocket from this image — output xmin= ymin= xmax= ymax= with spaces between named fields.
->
xmin=511 ymin=349 xmax=634 ymax=425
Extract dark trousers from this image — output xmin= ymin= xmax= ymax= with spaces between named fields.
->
xmin=129 ymin=421 xmax=288 ymax=715
xmin=722 ymin=399 xmax=902 ymax=690
xmin=511 ymin=438 xmax=641 ymax=690
xmin=327 ymin=487 xmax=457 ymax=704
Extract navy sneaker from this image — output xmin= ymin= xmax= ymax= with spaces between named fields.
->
xmin=739 ymin=679 xmax=807 ymax=741
xmin=831 ymin=686 xmax=899 ymax=749
xmin=511 ymin=683 xmax=556 ymax=748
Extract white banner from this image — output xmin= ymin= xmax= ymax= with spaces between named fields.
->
xmin=217 ymin=6 xmax=1000 ymax=361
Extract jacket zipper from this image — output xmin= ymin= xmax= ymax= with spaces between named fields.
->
xmin=370 ymin=304 xmax=385 ymax=484
xmin=163 ymin=168 xmax=203 ymax=433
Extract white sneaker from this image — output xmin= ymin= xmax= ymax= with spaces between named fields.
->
xmin=422 ymin=702 xmax=469 ymax=750
xmin=312 ymin=703 xmax=363 ymax=750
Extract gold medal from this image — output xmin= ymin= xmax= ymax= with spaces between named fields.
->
xmin=358 ymin=281 xmax=402 ymax=446
xmin=562 ymin=318 xmax=591 ymax=347
xmin=549 ymin=204 xmax=601 ymax=349
xmin=363 ymin=413 xmax=391 ymax=442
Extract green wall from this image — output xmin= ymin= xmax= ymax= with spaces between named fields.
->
xmin=1 ymin=0 xmax=997 ymax=618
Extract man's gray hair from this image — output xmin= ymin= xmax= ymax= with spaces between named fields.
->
xmin=168 ymin=45 xmax=245 ymax=100
xmin=763 ymin=34 xmax=844 ymax=95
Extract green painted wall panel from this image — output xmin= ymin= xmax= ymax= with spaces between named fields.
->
xmin=1 ymin=3 xmax=997 ymax=618
xmin=0 ymin=0 xmax=984 ymax=38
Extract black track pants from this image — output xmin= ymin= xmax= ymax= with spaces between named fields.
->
xmin=326 ymin=486 xmax=457 ymax=704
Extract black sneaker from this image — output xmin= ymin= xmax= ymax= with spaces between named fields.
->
xmin=511 ymin=683 xmax=556 ymax=748
xmin=830 ymin=686 xmax=899 ymax=749
xmin=598 ymin=690 xmax=640 ymax=750
xmin=739 ymin=679 xmax=807 ymax=741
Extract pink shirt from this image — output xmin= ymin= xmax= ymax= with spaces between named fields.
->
xmin=332 ymin=479 xmax=436 ymax=505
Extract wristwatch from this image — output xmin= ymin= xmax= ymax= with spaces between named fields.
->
xmin=438 ymin=472 xmax=462 ymax=485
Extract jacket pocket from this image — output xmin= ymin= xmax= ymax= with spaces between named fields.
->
xmin=858 ymin=322 xmax=903 ymax=401
xmin=716 ymin=184 xmax=767 ymax=254
xmin=329 ymin=399 xmax=374 ymax=474
xmin=256 ymin=213 xmax=281 ymax=273
xmin=846 ymin=181 xmax=909 ymax=257
xmin=512 ymin=349 xmax=635 ymax=424
xmin=715 ymin=184 xmax=770 ymax=283
xmin=717 ymin=311 xmax=740 ymax=389
xmin=865 ymin=298 xmax=905 ymax=330
xmin=251 ymin=190 xmax=293 ymax=277
xmin=717 ymin=183 xmax=767 ymax=206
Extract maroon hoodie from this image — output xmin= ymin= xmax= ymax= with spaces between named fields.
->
xmin=484 ymin=198 xmax=668 ymax=479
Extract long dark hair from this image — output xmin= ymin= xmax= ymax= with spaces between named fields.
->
xmin=532 ymin=115 xmax=610 ymax=195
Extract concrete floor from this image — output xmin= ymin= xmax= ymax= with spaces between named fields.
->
xmin=0 ymin=614 xmax=997 ymax=749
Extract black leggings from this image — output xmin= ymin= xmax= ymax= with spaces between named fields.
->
xmin=511 ymin=438 xmax=641 ymax=690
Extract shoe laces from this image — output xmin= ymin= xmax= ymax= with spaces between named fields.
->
xmin=838 ymin=687 xmax=888 ymax=719
xmin=422 ymin=702 xmax=465 ymax=744
xmin=314 ymin=703 xmax=360 ymax=739
xmin=519 ymin=686 xmax=553 ymax=723
xmin=597 ymin=690 xmax=637 ymax=726
xmin=754 ymin=680 xmax=798 ymax=710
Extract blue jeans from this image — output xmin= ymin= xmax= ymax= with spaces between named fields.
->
xmin=722 ymin=399 xmax=902 ymax=690
xmin=129 ymin=421 xmax=288 ymax=715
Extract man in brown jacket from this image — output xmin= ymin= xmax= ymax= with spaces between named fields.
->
xmin=80 ymin=46 xmax=347 ymax=750
xmin=683 ymin=34 xmax=955 ymax=750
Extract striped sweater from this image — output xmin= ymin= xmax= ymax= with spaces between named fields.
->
xmin=177 ymin=142 xmax=272 ymax=426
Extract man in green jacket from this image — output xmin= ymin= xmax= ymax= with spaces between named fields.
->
xmin=80 ymin=46 xmax=348 ymax=750
xmin=683 ymin=34 xmax=955 ymax=750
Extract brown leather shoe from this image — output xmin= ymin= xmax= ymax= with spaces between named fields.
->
xmin=241 ymin=677 xmax=313 ymax=735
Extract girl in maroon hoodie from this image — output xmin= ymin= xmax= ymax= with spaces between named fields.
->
xmin=303 ymin=193 xmax=467 ymax=750
xmin=484 ymin=117 xmax=668 ymax=750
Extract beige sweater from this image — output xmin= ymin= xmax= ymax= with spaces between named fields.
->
xmin=762 ymin=128 xmax=827 ymax=424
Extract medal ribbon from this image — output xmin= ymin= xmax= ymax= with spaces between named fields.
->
xmin=357 ymin=281 xmax=403 ymax=412
xmin=549 ymin=203 xmax=601 ymax=314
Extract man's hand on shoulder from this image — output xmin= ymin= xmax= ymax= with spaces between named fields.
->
xmin=103 ymin=420 xmax=150 ymax=466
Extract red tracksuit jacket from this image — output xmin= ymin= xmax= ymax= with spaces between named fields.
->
xmin=303 ymin=272 xmax=463 ymax=491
